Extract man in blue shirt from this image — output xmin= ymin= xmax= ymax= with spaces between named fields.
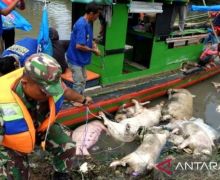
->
xmin=66 ymin=2 xmax=101 ymax=94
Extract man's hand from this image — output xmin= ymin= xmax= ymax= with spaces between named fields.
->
xmin=92 ymin=42 xmax=101 ymax=56
xmin=82 ymin=96 xmax=93 ymax=105
xmin=93 ymin=48 xmax=101 ymax=56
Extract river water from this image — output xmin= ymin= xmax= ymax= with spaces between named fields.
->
xmin=16 ymin=0 xmax=72 ymax=40
xmin=13 ymin=0 xmax=220 ymax=178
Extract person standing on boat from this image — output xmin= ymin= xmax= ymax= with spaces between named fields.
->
xmin=49 ymin=27 xmax=73 ymax=82
xmin=66 ymin=2 xmax=101 ymax=94
xmin=0 ymin=0 xmax=22 ymax=53
xmin=170 ymin=0 xmax=189 ymax=32
xmin=204 ymin=12 xmax=220 ymax=44
xmin=0 ymin=53 xmax=92 ymax=179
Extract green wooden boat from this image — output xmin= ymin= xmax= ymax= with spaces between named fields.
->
xmin=58 ymin=0 xmax=218 ymax=127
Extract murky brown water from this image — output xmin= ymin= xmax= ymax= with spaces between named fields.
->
xmin=15 ymin=0 xmax=72 ymax=40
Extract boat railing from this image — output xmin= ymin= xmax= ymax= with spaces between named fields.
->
xmin=166 ymin=34 xmax=208 ymax=47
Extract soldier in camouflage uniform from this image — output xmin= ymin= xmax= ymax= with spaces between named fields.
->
xmin=0 ymin=53 xmax=92 ymax=179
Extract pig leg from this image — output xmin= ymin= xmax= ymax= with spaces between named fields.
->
xmin=178 ymin=138 xmax=190 ymax=150
xmin=161 ymin=114 xmax=172 ymax=121
xmin=110 ymin=160 xmax=126 ymax=168
xmin=76 ymin=146 xmax=90 ymax=156
xmin=99 ymin=112 xmax=110 ymax=125
xmin=131 ymin=99 xmax=143 ymax=115
xmin=140 ymin=100 xmax=151 ymax=106
xmin=201 ymin=149 xmax=211 ymax=156
xmin=183 ymin=148 xmax=193 ymax=154
xmin=171 ymin=128 xmax=180 ymax=134
xmin=146 ymin=161 xmax=154 ymax=170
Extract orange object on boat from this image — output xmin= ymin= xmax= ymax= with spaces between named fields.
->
xmin=3 ymin=0 xmax=25 ymax=10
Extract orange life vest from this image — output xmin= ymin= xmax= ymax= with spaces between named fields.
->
xmin=0 ymin=68 xmax=63 ymax=153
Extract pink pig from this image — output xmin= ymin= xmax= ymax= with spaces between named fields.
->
xmin=71 ymin=120 xmax=107 ymax=155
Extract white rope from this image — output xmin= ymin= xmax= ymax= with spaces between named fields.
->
xmin=79 ymin=106 xmax=90 ymax=156
xmin=86 ymin=106 xmax=102 ymax=119
xmin=85 ymin=106 xmax=126 ymax=156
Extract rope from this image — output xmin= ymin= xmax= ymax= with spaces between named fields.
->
xmin=97 ymin=105 xmax=115 ymax=120
xmin=41 ymin=113 xmax=51 ymax=151
xmin=86 ymin=106 xmax=102 ymax=119
xmin=202 ymin=0 xmax=219 ymax=43
xmin=79 ymin=106 xmax=90 ymax=156
xmin=83 ymin=106 xmax=125 ymax=156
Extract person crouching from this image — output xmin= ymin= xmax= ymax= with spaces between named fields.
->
xmin=198 ymin=43 xmax=220 ymax=68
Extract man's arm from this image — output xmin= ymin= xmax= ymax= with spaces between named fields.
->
xmin=74 ymin=23 xmax=101 ymax=56
xmin=76 ymin=43 xmax=100 ymax=56
xmin=0 ymin=0 xmax=20 ymax=16
xmin=63 ymin=87 xmax=93 ymax=105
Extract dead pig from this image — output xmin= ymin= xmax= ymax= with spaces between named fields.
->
xmin=110 ymin=130 xmax=169 ymax=175
xmin=161 ymin=88 xmax=194 ymax=121
xmin=99 ymin=112 xmax=138 ymax=142
xmin=164 ymin=119 xmax=214 ymax=156
xmin=119 ymin=102 xmax=164 ymax=134
xmin=72 ymin=120 xmax=107 ymax=155
xmin=115 ymin=99 xmax=150 ymax=122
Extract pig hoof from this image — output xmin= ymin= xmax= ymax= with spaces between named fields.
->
xmin=110 ymin=161 xmax=126 ymax=168
xmin=183 ymin=148 xmax=192 ymax=154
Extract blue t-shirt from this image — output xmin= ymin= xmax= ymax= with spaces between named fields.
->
xmin=2 ymin=37 xmax=37 ymax=66
xmin=66 ymin=16 xmax=93 ymax=67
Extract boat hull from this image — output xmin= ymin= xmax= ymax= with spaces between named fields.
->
xmin=57 ymin=66 xmax=220 ymax=127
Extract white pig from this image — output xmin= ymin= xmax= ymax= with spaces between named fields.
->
xmin=164 ymin=119 xmax=214 ymax=156
xmin=115 ymin=99 xmax=150 ymax=122
xmin=119 ymin=102 xmax=164 ymax=135
xmin=110 ymin=130 xmax=169 ymax=175
xmin=161 ymin=88 xmax=194 ymax=122
xmin=99 ymin=112 xmax=138 ymax=142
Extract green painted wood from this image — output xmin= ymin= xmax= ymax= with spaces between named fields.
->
xmin=105 ymin=4 xmax=128 ymax=50
xmin=85 ymin=1 xmax=206 ymax=86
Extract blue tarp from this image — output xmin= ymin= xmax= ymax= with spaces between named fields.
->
xmin=191 ymin=5 xmax=220 ymax=12
xmin=37 ymin=6 xmax=53 ymax=56
xmin=0 ymin=1 xmax=32 ymax=31
xmin=71 ymin=0 xmax=112 ymax=4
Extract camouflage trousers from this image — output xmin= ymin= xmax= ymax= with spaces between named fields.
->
xmin=0 ymin=123 xmax=76 ymax=180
